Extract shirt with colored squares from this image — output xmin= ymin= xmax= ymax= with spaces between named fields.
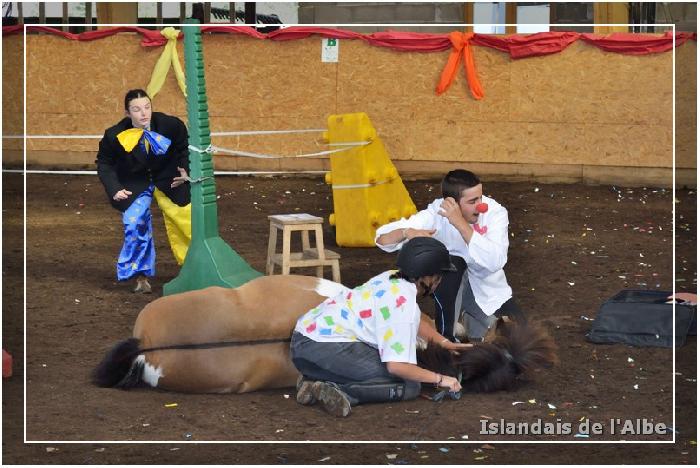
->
xmin=294 ymin=270 xmax=421 ymax=364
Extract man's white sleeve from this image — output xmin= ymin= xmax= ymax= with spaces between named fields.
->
xmin=468 ymin=209 xmax=509 ymax=273
xmin=374 ymin=209 xmax=435 ymax=253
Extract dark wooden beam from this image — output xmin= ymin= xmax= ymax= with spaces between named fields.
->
xmin=85 ymin=2 xmax=93 ymax=29
xmin=62 ymin=2 xmax=69 ymax=31
xmin=505 ymin=2 xmax=517 ymax=34
xmin=204 ymin=2 xmax=211 ymax=23
xmin=464 ymin=2 xmax=473 ymax=33
xmin=244 ymin=2 xmax=256 ymax=25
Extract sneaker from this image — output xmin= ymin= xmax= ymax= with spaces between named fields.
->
xmin=133 ymin=277 xmax=152 ymax=294
xmin=311 ymin=381 xmax=351 ymax=417
xmin=296 ymin=375 xmax=317 ymax=406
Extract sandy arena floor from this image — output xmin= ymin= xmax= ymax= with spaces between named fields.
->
xmin=2 ymin=172 xmax=696 ymax=464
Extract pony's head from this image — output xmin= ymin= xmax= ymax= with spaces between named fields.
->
xmin=417 ymin=320 xmax=558 ymax=393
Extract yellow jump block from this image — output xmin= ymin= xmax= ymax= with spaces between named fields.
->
xmin=324 ymin=113 xmax=416 ymax=247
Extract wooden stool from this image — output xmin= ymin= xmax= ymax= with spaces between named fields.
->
xmin=266 ymin=213 xmax=341 ymax=283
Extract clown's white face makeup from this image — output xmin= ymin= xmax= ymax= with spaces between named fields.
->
xmin=126 ymin=96 xmax=152 ymax=129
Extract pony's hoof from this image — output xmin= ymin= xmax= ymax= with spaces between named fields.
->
xmin=133 ymin=278 xmax=152 ymax=294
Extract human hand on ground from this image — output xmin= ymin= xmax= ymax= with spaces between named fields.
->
xmin=667 ymin=292 xmax=697 ymax=304
xmin=437 ymin=374 xmax=462 ymax=392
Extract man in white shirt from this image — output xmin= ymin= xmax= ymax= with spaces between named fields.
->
xmin=375 ymin=169 xmax=524 ymax=342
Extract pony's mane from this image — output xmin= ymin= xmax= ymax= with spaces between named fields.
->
xmin=417 ymin=321 xmax=558 ymax=393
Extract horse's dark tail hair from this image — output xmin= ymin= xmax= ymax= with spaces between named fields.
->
xmin=457 ymin=321 xmax=558 ymax=393
xmin=92 ymin=338 xmax=145 ymax=389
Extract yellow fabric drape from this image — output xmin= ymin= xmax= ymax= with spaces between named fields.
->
xmin=146 ymin=27 xmax=187 ymax=98
xmin=154 ymin=188 xmax=191 ymax=265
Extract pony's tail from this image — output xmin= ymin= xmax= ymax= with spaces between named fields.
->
xmin=92 ymin=338 xmax=145 ymax=389
xmin=456 ymin=320 xmax=558 ymax=393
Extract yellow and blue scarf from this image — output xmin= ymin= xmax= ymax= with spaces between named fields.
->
xmin=117 ymin=127 xmax=171 ymax=156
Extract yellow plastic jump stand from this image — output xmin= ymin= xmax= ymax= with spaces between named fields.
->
xmin=324 ymin=113 xmax=417 ymax=247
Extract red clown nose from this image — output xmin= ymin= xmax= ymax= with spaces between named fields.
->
xmin=476 ymin=203 xmax=488 ymax=214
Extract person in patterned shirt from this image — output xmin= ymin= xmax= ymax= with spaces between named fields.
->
xmin=290 ymin=237 xmax=473 ymax=417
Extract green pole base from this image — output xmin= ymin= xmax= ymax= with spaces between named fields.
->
xmin=163 ymin=237 xmax=262 ymax=296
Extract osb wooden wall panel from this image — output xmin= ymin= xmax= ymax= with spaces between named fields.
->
xmin=676 ymin=42 xmax=697 ymax=169
xmin=25 ymin=35 xmax=186 ymax=153
xmin=2 ymin=35 xmax=23 ymax=150
xmin=337 ymin=40 xmax=674 ymax=168
xmin=13 ymin=33 xmax=696 ymax=175
xmin=202 ymin=36 xmax=335 ymax=163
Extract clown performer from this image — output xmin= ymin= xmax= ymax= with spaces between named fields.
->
xmin=96 ymin=89 xmax=192 ymax=293
xmin=376 ymin=169 xmax=525 ymax=343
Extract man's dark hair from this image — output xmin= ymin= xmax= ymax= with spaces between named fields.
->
xmin=124 ymin=89 xmax=150 ymax=111
xmin=441 ymin=169 xmax=481 ymax=201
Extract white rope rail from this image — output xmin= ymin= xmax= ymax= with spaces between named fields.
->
xmin=210 ymin=142 xmax=369 ymax=159
xmin=211 ymin=129 xmax=326 ymax=136
xmin=3 ymin=134 xmax=102 ymax=139
xmin=186 ymin=140 xmax=371 ymax=160
xmin=3 ymin=128 xmax=327 ymax=139
xmin=332 ymin=179 xmax=393 ymax=190
xmin=9 ymin=132 xmax=372 ymax=160
xmin=3 ymin=169 xmax=327 ymax=176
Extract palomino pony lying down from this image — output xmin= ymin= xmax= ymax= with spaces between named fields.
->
xmin=93 ymin=275 xmax=557 ymax=394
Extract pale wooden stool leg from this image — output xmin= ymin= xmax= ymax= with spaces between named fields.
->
xmin=266 ymin=223 xmax=278 ymax=275
xmin=301 ymin=230 xmax=311 ymax=252
xmin=314 ymin=225 xmax=325 ymax=279
xmin=281 ymin=226 xmax=292 ymax=275
xmin=331 ymin=260 xmax=341 ymax=283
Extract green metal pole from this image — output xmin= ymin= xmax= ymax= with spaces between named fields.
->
xmin=164 ymin=19 xmax=261 ymax=295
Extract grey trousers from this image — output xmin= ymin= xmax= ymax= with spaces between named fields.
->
xmin=456 ymin=273 xmax=525 ymax=341
xmin=290 ymin=332 xmax=421 ymax=406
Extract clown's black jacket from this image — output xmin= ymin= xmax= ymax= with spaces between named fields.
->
xmin=96 ymin=112 xmax=190 ymax=212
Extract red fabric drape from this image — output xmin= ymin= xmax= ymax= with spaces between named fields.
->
xmin=3 ymin=25 xmax=695 ymax=56
xmin=4 ymin=25 xmax=695 ymax=101
xmin=473 ymin=31 xmax=581 ymax=59
xmin=580 ymin=31 xmax=696 ymax=55
xmin=2 ymin=25 xmax=166 ymax=46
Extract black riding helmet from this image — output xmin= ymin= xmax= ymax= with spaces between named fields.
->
xmin=396 ymin=237 xmax=457 ymax=279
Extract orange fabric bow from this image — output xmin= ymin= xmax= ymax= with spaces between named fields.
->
xmin=435 ymin=31 xmax=484 ymax=100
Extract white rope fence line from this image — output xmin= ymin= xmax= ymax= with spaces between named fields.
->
xmin=3 ymin=168 xmax=394 ymax=190
xmin=332 ymin=179 xmax=393 ymax=190
xmin=2 ymin=169 xmax=327 ymax=176
xmin=2 ymin=128 xmax=327 ymax=139
xmin=187 ymin=140 xmax=370 ymax=160
xmin=7 ymin=131 xmax=372 ymax=160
